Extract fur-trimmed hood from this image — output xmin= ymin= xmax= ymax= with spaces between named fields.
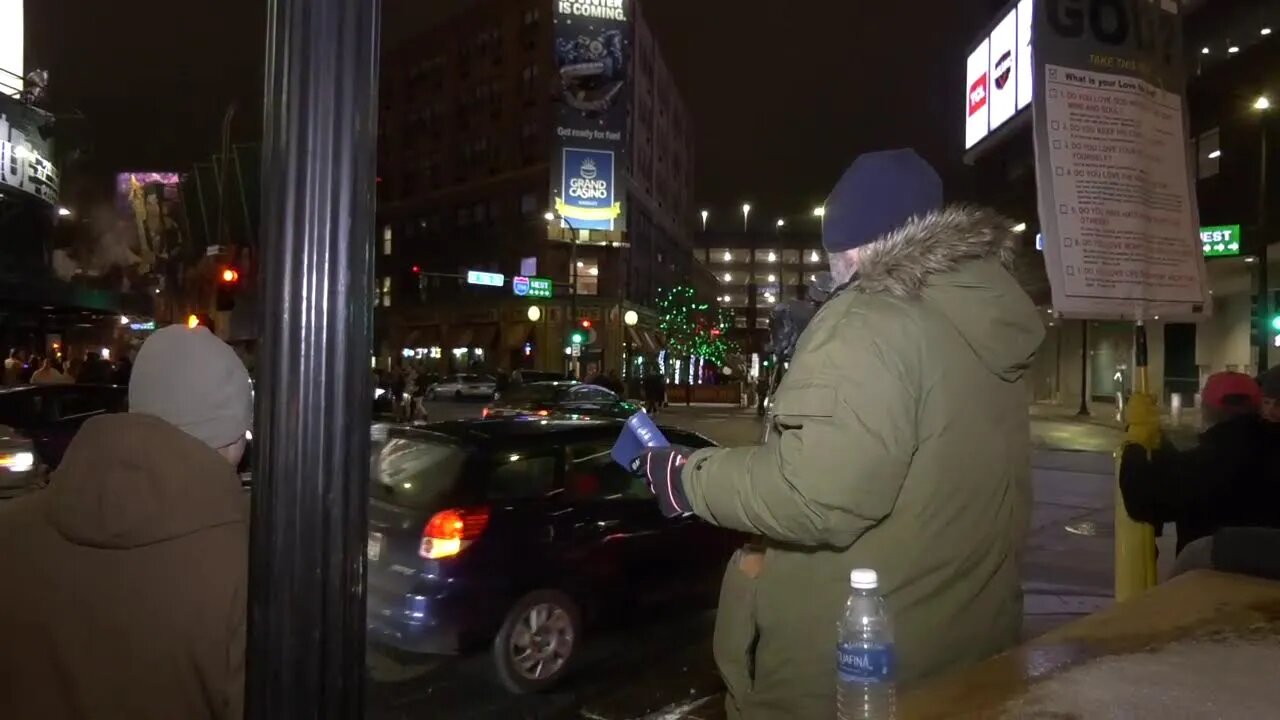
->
xmin=847 ymin=205 xmax=1044 ymax=381
xmin=848 ymin=205 xmax=1018 ymax=298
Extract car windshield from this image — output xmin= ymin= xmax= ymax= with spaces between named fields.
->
xmin=499 ymin=385 xmax=567 ymax=405
xmin=369 ymin=436 xmax=468 ymax=511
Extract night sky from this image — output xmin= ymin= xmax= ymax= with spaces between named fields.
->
xmin=28 ymin=0 xmax=995 ymax=215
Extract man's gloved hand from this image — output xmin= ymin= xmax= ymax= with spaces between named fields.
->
xmin=629 ymin=448 xmax=693 ymax=518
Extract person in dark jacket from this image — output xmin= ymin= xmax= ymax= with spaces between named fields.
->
xmin=1260 ymin=366 xmax=1280 ymax=423
xmin=0 ymin=324 xmax=252 ymax=720
xmin=1120 ymin=371 xmax=1280 ymax=555
xmin=642 ymin=367 xmax=665 ymax=415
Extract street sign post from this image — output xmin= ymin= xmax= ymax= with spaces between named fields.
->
xmin=528 ymin=277 xmax=553 ymax=299
xmin=466 ymin=270 xmax=505 ymax=287
xmin=1200 ymin=225 xmax=1242 ymax=257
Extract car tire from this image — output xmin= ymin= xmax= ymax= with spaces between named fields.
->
xmin=491 ymin=590 xmax=582 ymax=694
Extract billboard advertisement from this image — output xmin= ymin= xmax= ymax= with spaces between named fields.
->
xmin=0 ymin=0 xmax=21 ymax=97
xmin=551 ymin=0 xmax=630 ymax=232
xmin=988 ymin=11 xmax=1018 ymax=130
xmin=965 ymin=1 xmax=1035 ymax=150
xmin=0 ymin=99 xmax=58 ymax=205
xmin=115 ymin=172 xmax=187 ymax=276
xmin=965 ymin=39 xmax=990 ymax=150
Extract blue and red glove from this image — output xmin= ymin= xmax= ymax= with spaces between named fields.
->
xmin=630 ymin=448 xmax=693 ymax=518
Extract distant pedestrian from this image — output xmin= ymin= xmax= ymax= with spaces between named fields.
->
xmin=3 ymin=349 xmax=23 ymax=386
xmin=77 ymin=352 xmax=112 ymax=385
xmin=642 ymin=367 xmax=665 ymax=415
xmin=29 ymin=357 xmax=70 ymax=385
xmin=631 ymin=149 xmax=1044 ymax=718
xmin=0 ymin=324 xmax=252 ymax=720
xmin=112 ymin=355 xmax=134 ymax=386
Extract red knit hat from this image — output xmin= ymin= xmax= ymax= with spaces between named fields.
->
xmin=1202 ymin=372 xmax=1262 ymax=410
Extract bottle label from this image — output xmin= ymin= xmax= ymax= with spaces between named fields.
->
xmin=837 ymin=643 xmax=895 ymax=684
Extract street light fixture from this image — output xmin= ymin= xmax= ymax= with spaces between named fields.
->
xmin=56 ymin=206 xmax=72 ymax=217
xmin=623 ymin=309 xmax=639 ymax=327
xmin=1011 ymin=222 xmax=1027 ymax=233
xmin=741 ymin=203 xmax=751 ymax=231
xmin=700 ymin=209 xmax=709 ymax=231
xmin=543 ymin=211 xmax=556 ymax=222
xmin=775 ymin=218 xmax=785 ymax=228
xmin=527 ymin=305 xmax=542 ymax=322
xmin=812 ymin=207 xmax=825 ymax=217
xmin=1257 ymin=96 xmax=1272 ymax=111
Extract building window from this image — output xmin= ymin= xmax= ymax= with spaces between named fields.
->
xmin=1197 ymin=127 xmax=1220 ymax=179
xmin=758 ymin=249 xmax=779 ymax=263
xmin=755 ymin=317 xmax=770 ymax=330
xmin=734 ymin=315 xmax=748 ymax=329
xmin=381 ymin=277 xmax=392 ymax=308
xmin=806 ymin=249 xmax=824 ymax=264
xmin=573 ymin=260 xmax=599 ymax=296
xmin=523 ymin=8 xmax=540 ymax=25
xmin=382 ymin=226 xmax=393 ymax=256
xmin=520 ymin=192 xmax=539 ymax=216
xmin=781 ymin=249 xmax=800 ymax=265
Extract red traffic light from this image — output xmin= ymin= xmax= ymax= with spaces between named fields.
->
xmin=220 ymin=268 xmax=240 ymax=284
xmin=580 ymin=319 xmax=593 ymax=329
xmin=412 ymin=265 xmax=421 ymax=274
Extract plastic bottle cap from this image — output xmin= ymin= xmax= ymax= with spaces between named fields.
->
xmin=850 ymin=568 xmax=878 ymax=589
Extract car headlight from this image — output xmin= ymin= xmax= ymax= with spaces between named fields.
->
xmin=0 ymin=451 xmax=36 ymax=473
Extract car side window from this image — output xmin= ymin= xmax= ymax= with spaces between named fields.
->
xmin=565 ymin=441 xmax=647 ymax=501
xmin=486 ymin=451 xmax=559 ymax=501
xmin=586 ymin=387 xmax=616 ymax=402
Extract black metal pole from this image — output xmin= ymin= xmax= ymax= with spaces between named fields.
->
xmin=1077 ymin=319 xmax=1090 ymax=416
xmin=248 ymin=0 xmax=380 ymax=717
xmin=1259 ymin=120 xmax=1271 ymax=371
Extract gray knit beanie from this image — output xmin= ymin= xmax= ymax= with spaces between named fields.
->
xmin=129 ymin=325 xmax=252 ymax=449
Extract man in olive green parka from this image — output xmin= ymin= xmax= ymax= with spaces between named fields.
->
xmin=633 ymin=149 xmax=1045 ymax=719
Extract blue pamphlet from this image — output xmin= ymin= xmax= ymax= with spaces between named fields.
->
xmin=611 ymin=410 xmax=669 ymax=468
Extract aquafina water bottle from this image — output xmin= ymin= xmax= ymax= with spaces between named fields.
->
xmin=836 ymin=568 xmax=895 ymax=719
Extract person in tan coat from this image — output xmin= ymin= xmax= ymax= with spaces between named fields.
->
xmin=0 ymin=324 xmax=253 ymax=720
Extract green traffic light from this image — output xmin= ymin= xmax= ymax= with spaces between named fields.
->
xmin=570 ymin=332 xmax=585 ymax=345
xmin=1272 ymin=315 xmax=1280 ymax=332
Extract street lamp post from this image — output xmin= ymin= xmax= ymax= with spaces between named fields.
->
xmin=1257 ymin=95 xmax=1272 ymax=371
xmin=546 ymin=210 xmax=581 ymax=376
xmin=250 ymin=0 xmax=379 ymax=716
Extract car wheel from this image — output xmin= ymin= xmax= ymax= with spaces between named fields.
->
xmin=491 ymin=590 xmax=581 ymax=694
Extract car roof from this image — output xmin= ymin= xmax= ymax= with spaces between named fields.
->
xmin=390 ymin=417 xmax=709 ymax=448
xmin=0 ymin=384 xmax=124 ymax=395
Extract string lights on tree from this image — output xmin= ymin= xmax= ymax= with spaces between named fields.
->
xmin=656 ymin=285 xmax=739 ymax=373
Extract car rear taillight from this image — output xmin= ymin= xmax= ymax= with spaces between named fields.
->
xmin=536 ymin=409 xmax=550 ymax=417
xmin=420 ymin=507 xmax=491 ymax=560
xmin=482 ymin=407 xmax=491 ymax=419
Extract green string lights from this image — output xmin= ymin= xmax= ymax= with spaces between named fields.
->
xmin=656 ymin=285 xmax=738 ymax=367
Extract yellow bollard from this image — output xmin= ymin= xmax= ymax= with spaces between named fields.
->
xmin=1115 ymin=366 xmax=1160 ymax=601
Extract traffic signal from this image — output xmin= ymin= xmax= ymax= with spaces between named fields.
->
xmin=216 ymin=267 xmax=241 ymax=312
xmin=569 ymin=319 xmax=593 ymax=346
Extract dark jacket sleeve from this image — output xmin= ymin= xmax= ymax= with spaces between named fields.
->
xmin=1118 ymin=442 xmax=1212 ymax=526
